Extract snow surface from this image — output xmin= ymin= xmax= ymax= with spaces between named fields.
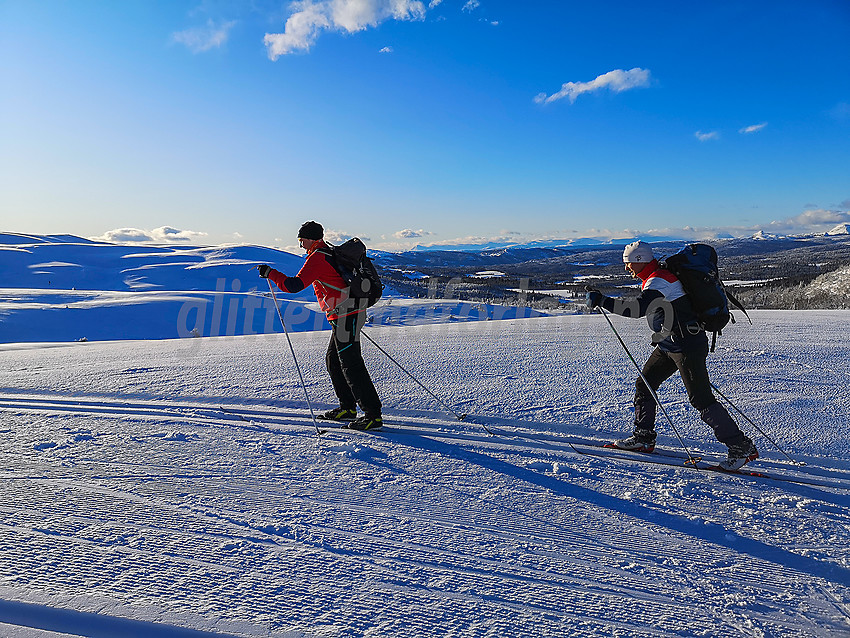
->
xmin=0 ymin=311 xmax=848 ymax=637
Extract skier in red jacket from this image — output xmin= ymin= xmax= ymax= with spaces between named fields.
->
xmin=258 ymin=221 xmax=382 ymax=430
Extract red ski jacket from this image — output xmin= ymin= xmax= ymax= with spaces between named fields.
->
xmin=268 ymin=240 xmax=348 ymax=320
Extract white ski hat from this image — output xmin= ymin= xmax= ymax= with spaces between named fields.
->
xmin=622 ymin=240 xmax=655 ymax=264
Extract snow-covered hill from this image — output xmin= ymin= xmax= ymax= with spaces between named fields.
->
xmin=826 ymin=223 xmax=850 ymax=236
xmin=0 ymin=234 xmax=325 ymax=342
xmin=0 ymin=233 xmax=307 ymax=292
xmin=0 ymin=234 xmax=545 ymax=343
xmin=0 ymin=311 xmax=848 ymax=636
xmin=807 ymin=263 xmax=850 ymax=299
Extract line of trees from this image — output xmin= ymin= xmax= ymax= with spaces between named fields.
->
xmin=380 ymin=266 xmax=850 ymax=311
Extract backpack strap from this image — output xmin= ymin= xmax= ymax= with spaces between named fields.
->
xmin=314 ymin=246 xmax=333 ymax=261
xmin=314 ymin=246 xmax=345 ymax=280
xmin=725 ymin=289 xmax=751 ymax=325
xmin=309 ymin=246 xmax=350 ymax=293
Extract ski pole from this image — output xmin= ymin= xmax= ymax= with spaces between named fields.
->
xmin=710 ymin=382 xmax=804 ymax=466
xmin=597 ymin=307 xmax=701 ymax=466
xmin=265 ymin=278 xmax=323 ymax=435
xmin=359 ymin=328 xmax=471 ymax=424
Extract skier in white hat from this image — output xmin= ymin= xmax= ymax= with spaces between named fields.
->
xmin=586 ymin=241 xmax=757 ymax=471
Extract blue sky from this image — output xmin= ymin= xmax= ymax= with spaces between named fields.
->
xmin=1 ymin=0 xmax=849 ymax=251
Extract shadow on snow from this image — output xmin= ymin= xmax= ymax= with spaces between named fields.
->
xmin=390 ymin=433 xmax=850 ymax=590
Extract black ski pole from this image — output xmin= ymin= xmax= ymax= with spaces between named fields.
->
xmin=359 ymin=328 xmax=473 ymax=425
xmin=710 ymin=382 xmax=804 ymax=466
xmin=597 ymin=307 xmax=701 ymax=466
xmin=265 ymin=278 xmax=323 ymax=435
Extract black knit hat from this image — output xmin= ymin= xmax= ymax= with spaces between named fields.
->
xmin=298 ymin=221 xmax=323 ymax=240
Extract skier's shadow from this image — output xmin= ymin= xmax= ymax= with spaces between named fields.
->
xmin=391 ymin=432 xmax=850 ymax=589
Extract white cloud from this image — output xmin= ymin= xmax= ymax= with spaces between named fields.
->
xmin=463 ymin=0 xmax=480 ymax=11
xmin=322 ymin=229 xmax=373 ymax=244
xmin=534 ymin=68 xmax=651 ymax=105
xmin=670 ymin=209 xmax=850 ymax=238
xmin=428 ymin=0 xmax=443 ymax=7
xmin=172 ymin=19 xmax=236 ymax=53
xmin=379 ymin=46 xmax=394 ymax=53
xmin=638 ymin=210 xmax=850 ymax=240
xmin=264 ymin=0 xmax=427 ymax=59
xmin=695 ymin=130 xmax=720 ymax=142
xmin=394 ymin=228 xmax=434 ymax=239
xmin=91 ymin=227 xmax=208 ymax=244
xmin=739 ymin=122 xmax=768 ymax=134
xmin=152 ymin=226 xmax=208 ymax=242
xmin=92 ymin=228 xmax=153 ymax=243
xmin=420 ymin=234 xmax=498 ymax=246
xmin=768 ymin=209 xmax=850 ymax=234
xmin=324 ymin=229 xmax=353 ymax=244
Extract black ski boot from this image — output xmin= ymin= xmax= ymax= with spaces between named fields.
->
xmin=347 ymin=415 xmax=383 ymax=431
xmin=318 ymin=407 xmax=357 ymax=422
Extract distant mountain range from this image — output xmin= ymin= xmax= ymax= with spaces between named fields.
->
xmin=5 ymin=228 xmax=849 ymax=285
xmin=398 ymin=224 xmax=848 ymax=254
xmin=405 ymin=236 xmax=646 ymax=252
xmin=374 ymin=228 xmax=850 ymax=278
xmin=2 ymin=230 xmax=848 ymax=343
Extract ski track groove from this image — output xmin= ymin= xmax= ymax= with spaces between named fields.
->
xmin=0 ymin=389 xmax=848 ymax=636
xmin=4 ymin=393 xmax=849 ymax=484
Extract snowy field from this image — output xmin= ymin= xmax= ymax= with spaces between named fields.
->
xmin=0 ymin=310 xmax=848 ymax=637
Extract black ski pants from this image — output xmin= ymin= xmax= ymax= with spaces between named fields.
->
xmin=326 ymin=312 xmax=382 ymax=418
xmin=634 ymin=345 xmax=744 ymax=446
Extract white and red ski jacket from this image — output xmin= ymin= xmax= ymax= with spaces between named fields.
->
xmin=599 ymin=260 xmax=706 ymax=352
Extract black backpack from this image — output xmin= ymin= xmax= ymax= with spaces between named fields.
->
xmin=319 ymin=238 xmax=383 ymax=308
xmin=661 ymin=243 xmax=750 ymax=350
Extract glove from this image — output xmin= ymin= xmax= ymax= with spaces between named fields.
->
xmin=585 ymin=290 xmax=603 ymax=309
xmin=257 ymin=264 xmax=271 ymax=278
